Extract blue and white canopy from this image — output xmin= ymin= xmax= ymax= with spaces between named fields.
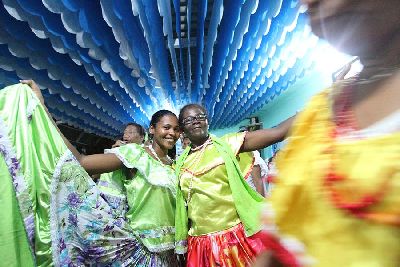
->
xmin=0 ymin=0 xmax=327 ymax=137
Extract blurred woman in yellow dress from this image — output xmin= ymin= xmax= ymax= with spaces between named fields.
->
xmin=257 ymin=0 xmax=400 ymax=266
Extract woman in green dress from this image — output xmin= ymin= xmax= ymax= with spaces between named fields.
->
xmin=0 ymin=79 xmax=180 ymax=266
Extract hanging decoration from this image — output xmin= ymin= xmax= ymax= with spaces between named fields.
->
xmin=0 ymin=0 xmax=326 ymax=137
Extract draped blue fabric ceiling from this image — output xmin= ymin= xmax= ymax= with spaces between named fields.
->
xmin=0 ymin=0 xmax=320 ymax=137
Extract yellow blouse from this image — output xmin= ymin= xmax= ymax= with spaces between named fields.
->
xmin=266 ymin=88 xmax=400 ymax=266
xmin=179 ymin=133 xmax=254 ymax=236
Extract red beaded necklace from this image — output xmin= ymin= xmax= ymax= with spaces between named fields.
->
xmin=323 ymin=84 xmax=391 ymax=219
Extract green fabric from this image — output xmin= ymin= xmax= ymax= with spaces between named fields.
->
xmin=0 ymin=84 xmax=68 ymax=266
xmin=174 ymin=134 xmax=264 ymax=253
xmin=174 ymin=146 xmax=191 ymax=253
xmin=107 ymin=144 xmax=177 ymax=252
xmin=178 ymin=134 xmax=254 ymax=236
xmin=98 ymin=170 xmax=126 ymax=198
xmin=0 ymin=156 xmax=35 ymax=266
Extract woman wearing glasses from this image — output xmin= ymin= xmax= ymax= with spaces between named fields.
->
xmin=174 ymin=103 xmax=294 ymax=266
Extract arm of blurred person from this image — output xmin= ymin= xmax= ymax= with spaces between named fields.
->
xmin=251 ymin=165 xmax=265 ymax=197
xmin=240 ymin=116 xmax=295 ymax=153
xmin=22 ymin=79 xmax=124 ymax=176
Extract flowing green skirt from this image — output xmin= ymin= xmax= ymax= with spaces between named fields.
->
xmin=0 ymin=84 xmax=177 ymax=266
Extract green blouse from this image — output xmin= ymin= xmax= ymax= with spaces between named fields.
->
xmin=105 ymin=144 xmax=177 ymax=252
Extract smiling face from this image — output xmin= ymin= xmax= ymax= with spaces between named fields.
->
xmin=149 ymin=114 xmax=180 ymax=151
xmin=180 ymin=106 xmax=209 ymax=145
xmin=302 ymin=0 xmax=400 ymax=56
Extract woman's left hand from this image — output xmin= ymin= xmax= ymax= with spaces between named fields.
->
xmin=20 ymin=79 xmax=44 ymax=105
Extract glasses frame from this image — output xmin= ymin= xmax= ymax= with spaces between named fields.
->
xmin=182 ymin=114 xmax=207 ymax=126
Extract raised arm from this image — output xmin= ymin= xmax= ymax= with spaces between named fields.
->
xmin=21 ymin=79 xmax=123 ymax=175
xmin=240 ymin=116 xmax=295 ymax=153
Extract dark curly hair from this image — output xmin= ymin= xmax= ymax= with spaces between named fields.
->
xmin=150 ymin=110 xmax=177 ymax=127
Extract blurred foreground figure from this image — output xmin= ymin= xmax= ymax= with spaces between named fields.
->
xmin=257 ymin=0 xmax=400 ymax=266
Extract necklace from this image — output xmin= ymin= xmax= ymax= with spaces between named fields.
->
xmin=183 ymin=138 xmax=211 ymax=206
xmin=190 ymin=137 xmax=212 ymax=151
xmin=324 ymin=83 xmax=392 ymax=219
xmin=147 ymin=144 xmax=173 ymax=165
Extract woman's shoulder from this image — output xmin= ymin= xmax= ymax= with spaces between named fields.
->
xmin=219 ymin=132 xmax=246 ymax=154
xmin=105 ymin=143 xmax=149 ymax=168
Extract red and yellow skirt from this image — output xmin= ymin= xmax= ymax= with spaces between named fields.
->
xmin=187 ymin=223 xmax=267 ymax=267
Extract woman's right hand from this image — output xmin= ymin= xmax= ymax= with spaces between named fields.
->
xmin=20 ymin=79 xmax=45 ymax=105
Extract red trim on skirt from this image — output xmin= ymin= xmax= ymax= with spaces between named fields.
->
xmin=187 ymin=223 xmax=266 ymax=267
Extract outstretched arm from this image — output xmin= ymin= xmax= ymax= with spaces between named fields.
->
xmin=21 ymin=80 xmax=123 ymax=175
xmin=240 ymin=116 xmax=295 ymax=153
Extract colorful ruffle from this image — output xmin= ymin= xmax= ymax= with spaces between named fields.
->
xmin=186 ymin=223 xmax=267 ymax=267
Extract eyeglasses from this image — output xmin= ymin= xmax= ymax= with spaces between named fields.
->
xmin=182 ymin=114 xmax=207 ymax=125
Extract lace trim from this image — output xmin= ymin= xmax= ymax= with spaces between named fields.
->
xmin=134 ymin=227 xmax=176 ymax=252
xmin=136 ymin=226 xmax=175 ymax=239
xmin=146 ymin=242 xmax=175 ymax=253
xmin=105 ymin=148 xmax=177 ymax=197
xmin=261 ymin=202 xmax=316 ymax=266
xmin=26 ymin=95 xmax=39 ymax=121
xmin=174 ymin=240 xmax=187 ymax=254
xmin=49 ymin=150 xmax=76 ymax=267
xmin=0 ymin=116 xmax=36 ymax=261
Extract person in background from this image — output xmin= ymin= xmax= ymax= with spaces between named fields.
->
xmin=264 ymin=152 xmax=278 ymax=197
xmin=251 ymin=150 xmax=268 ymax=197
xmin=181 ymin=135 xmax=191 ymax=150
xmin=112 ymin=122 xmax=145 ymax=148
xmin=256 ymin=0 xmax=400 ymax=266
xmin=237 ymin=129 xmax=267 ymax=197
xmin=242 ymin=150 xmax=267 ymax=197
xmin=91 ymin=123 xmax=146 ymax=181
